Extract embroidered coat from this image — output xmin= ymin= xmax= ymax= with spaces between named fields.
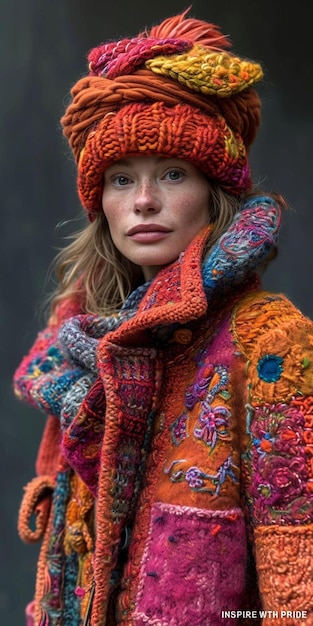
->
xmin=15 ymin=197 xmax=313 ymax=626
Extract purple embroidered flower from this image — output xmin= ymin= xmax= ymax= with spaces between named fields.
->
xmin=170 ymin=412 xmax=188 ymax=445
xmin=185 ymin=467 xmax=205 ymax=489
xmin=164 ymin=455 xmax=239 ymax=495
xmin=194 ymin=405 xmax=230 ymax=448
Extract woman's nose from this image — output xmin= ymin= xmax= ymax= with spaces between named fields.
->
xmin=133 ymin=181 xmax=162 ymax=214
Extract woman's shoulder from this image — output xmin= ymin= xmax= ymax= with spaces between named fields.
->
xmin=231 ymin=289 xmax=313 ymax=403
xmin=232 ymin=290 xmax=311 ymax=340
xmin=231 ymin=289 xmax=313 ymax=357
xmin=48 ymin=294 xmax=85 ymax=327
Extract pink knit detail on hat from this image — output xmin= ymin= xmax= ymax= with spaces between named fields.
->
xmin=88 ymin=37 xmax=191 ymax=78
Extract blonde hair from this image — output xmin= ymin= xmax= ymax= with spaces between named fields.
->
xmin=49 ymin=184 xmax=249 ymax=318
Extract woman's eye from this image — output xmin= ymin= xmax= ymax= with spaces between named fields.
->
xmin=164 ymin=169 xmax=184 ymax=181
xmin=111 ymin=174 xmax=131 ymax=186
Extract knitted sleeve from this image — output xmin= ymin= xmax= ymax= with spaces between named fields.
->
xmin=14 ymin=296 xmax=93 ymax=602
xmin=14 ymin=297 xmax=85 ymax=540
xmin=13 ymin=298 xmax=84 ymax=418
xmin=233 ymin=291 xmax=313 ymax=625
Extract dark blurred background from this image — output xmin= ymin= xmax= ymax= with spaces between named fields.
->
xmin=1 ymin=0 xmax=312 ymax=623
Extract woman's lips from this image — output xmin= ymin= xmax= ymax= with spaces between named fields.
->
xmin=127 ymin=224 xmax=171 ymax=242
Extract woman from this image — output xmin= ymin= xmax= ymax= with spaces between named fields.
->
xmin=14 ymin=9 xmax=313 ymax=626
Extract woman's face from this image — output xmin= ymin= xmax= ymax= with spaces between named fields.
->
xmin=102 ymin=156 xmax=211 ymax=280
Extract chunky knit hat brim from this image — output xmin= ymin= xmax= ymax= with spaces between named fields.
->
xmin=78 ymin=101 xmax=250 ymax=219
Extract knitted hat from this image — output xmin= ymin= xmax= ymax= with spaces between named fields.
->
xmin=61 ymin=9 xmax=263 ymax=221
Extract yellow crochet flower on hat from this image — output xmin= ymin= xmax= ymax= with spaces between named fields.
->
xmin=146 ymin=44 xmax=263 ymax=97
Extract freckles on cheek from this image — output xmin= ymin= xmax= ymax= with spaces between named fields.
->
xmin=185 ymin=209 xmax=208 ymax=227
xmin=102 ymin=202 xmax=117 ymax=227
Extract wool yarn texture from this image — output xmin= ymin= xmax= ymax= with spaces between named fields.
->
xmin=14 ymin=196 xmax=313 ymax=625
xmin=61 ymin=9 xmax=263 ymax=220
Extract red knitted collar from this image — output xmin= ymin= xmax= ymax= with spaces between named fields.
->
xmin=106 ymin=225 xmax=211 ymax=346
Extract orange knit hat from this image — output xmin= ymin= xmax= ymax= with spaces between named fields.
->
xmin=61 ymin=9 xmax=263 ymax=221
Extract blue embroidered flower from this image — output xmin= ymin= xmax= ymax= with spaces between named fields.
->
xmin=257 ymin=354 xmax=283 ymax=383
